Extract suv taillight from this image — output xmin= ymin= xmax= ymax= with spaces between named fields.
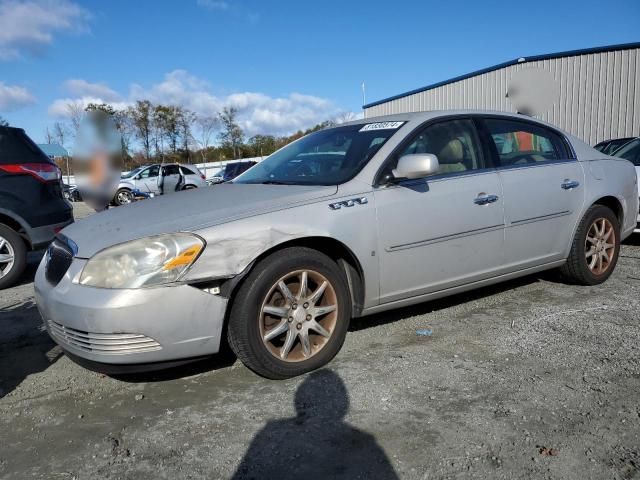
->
xmin=0 ymin=163 xmax=61 ymax=183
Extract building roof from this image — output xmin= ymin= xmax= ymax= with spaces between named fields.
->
xmin=363 ymin=41 xmax=640 ymax=109
xmin=37 ymin=143 xmax=69 ymax=157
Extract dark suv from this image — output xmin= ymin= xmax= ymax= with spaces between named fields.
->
xmin=0 ymin=127 xmax=73 ymax=288
xmin=222 ymin=160 xmax=257 ymax=182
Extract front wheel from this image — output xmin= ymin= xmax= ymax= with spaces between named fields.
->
xmin=560 ymin=205 xmax=620 ymax=285
xmin=227 ymin=247 xmax=351 ymax=379
xmin=114 ymin=188 xmax=134 ymax=206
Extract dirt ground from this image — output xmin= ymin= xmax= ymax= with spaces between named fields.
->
xmin=0 ymin=202 xmax=639 ymax=479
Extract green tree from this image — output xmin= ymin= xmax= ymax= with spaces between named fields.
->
xmin=218 ymin=107 xmax=244 ymax=159
xmin=247 ymin=134 xmax=277 ymax=157
xmin=128 ymin=100 xmax=153 ymax=160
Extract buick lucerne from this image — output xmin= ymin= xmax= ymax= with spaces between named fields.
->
xmin=35 ymin=111 xmax=639 ymax=379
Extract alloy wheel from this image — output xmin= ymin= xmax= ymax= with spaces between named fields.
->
xmin=259 ymin=269 xmax=338 ymax=362
xmin=0 ymin=236 xmax=15 ymax=279
xmin=585 ymin=217 xmax=616 ymax=275
xmin=117 ymin=190 xmax=133 ymax=204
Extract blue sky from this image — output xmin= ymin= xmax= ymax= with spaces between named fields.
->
xmin=0 ymin=0 xmax=638 ymax=144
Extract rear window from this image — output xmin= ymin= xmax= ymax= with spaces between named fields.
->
xmin=0 ymin=128 xmax=51 ymax=165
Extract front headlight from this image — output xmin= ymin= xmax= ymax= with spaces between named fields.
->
xmin=79 ymin=233 xmax=204 ymax=288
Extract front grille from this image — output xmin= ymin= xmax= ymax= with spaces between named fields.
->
xmin=48 ymin=320 xmax=162 ymax=355
xmin=44 ymin=238 xmax=73 ymax=285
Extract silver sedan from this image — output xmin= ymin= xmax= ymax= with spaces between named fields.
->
xmin=35 ymin=110 xmax=638 ymax=379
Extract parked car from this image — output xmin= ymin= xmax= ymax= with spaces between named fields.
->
xmin=221 ymin=161 xmax=257 ymax=182
xmin=593 ymin=137 xmax=635 ymax=155
xmin=610 ymin=137 xmax=640 ymax=231
xmin=113 ymin=163 xmax=206 ymax=205
xmin=63 ymin=183 xmax=82 ymax=202
xmin=35 ymin=111 xmax=638 ymax=378
xmin=0 ymin=126 xmax=73 ymax=289
xmin=206 ymin=172 xmax=224 ymax=185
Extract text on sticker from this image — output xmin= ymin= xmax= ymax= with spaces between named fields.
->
xmin=359 ymin=121 xmax=405 ymax=132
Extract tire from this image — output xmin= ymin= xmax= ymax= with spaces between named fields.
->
xmin=183 ymin=185 xmax=197 ymax=190
xmin=560 ymin=205 xmax=620 ymax=285
xmin=0 ymin=224 xmax=27 ymax=290
xmin=227 ymin=247 xmax=351 ymax=379
xmin=114 ymin=188 xmax=134 ymax=206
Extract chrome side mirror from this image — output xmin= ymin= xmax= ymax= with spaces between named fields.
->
xmin=392 ymin=153 xmax=440 ymax=180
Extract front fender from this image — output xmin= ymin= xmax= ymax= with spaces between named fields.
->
xmin=185 ymin=193 xmax=380 ymax=308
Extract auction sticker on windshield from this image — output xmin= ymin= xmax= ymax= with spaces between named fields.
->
xmin=359 ymin=121 xmax=405 ymax=132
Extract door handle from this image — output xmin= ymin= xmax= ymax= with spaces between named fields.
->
xmin=561 ymin=180 xmax=580 ymax=190
xmin=474 ymin=194 xmax=499 ymax=205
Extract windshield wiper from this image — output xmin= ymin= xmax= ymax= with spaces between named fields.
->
xmin=255 ymin=180 xmax=295 ymax=185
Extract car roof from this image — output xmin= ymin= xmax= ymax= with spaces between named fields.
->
xmin=341 ymin=109 xmax=560 ymax=127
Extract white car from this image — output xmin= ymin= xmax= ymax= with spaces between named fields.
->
xmin=114 ymin=163 xmax=207 ymax=205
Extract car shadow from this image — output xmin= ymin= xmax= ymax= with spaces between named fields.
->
xmin=110 ymin=346 xmax=237 ymax=383
xmin=622 ymin=232 xmax=640 ymax=246
xmin=231 ymin=369 xmax=399 ymax=480
xmin=0 ymin=300 xmax=62 ymax=399
xmin=12 ymin=250 xmax=45 ymax=288
xmin=350 ymin=272 xmax=546 ymax=332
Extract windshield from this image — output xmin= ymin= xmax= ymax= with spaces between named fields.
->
xmin=613 ymin=138 xmax=640 ymax=165
xmin=121 ymin=166 xmax=144 ymax=179
xmin=234 ymin=123 xmax=403 ymax=185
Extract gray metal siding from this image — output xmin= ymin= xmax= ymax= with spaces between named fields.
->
xmin=364 ymin=48 xmax=640 ymax=146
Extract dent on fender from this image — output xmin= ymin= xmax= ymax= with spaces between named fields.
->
xmin=184 ymin=226 xmax=314 ymax=281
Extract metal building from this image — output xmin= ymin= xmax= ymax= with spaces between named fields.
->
xmin=363 ymin=42 xmax=640 ymax=146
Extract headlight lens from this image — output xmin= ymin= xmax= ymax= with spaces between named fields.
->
xmin=79 ymin=234 xmax=204 ymax=288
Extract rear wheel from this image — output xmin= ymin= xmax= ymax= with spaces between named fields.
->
xmin=114 ymin=188 xmax=134 ymax=206
xmin=182 ymin=185 xmax=197 ymax=190
xmin=560 ymin=205 xmax=620 ymax=285
xmin=0 ymin=224 xmax=27 ymax=290
xmin=227 ymin=247 xmax=351 ymax=379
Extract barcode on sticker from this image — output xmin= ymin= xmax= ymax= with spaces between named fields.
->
xmin=359 ymin=121 xmax=405 ymax=132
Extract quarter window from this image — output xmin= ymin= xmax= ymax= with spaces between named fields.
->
xmin=484 ymin=118 xmax=567 ymax=166
xmin=395 ymin=119 xmax=485 ymax=176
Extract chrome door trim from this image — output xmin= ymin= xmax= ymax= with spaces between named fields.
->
xmin=509 ymin=210 xmax=571 ymax=226
xmin=495 ymin=158 xmax=579 ymax=172
xmin=386 ymin=223 xmax=505 ymax=252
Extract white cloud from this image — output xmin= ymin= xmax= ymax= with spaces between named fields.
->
xmin=196 ymin=0 xmax=229 ymax=10
xmin=0 ymin=82 xmax=35 ymax=111
xmin=49 ymin=70 xmax=345 ymax=137
xmin=64 ymin=79 xmax=120 ymax=102
xmin=0 ymin=0 xmax=90 ymax=60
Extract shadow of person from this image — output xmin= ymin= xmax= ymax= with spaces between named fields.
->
xmin=232 ymin=369 xmax=399 ymax=480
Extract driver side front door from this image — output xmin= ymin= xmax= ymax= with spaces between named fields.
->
xmin=374 ymin=118 xmax=506 ymax=304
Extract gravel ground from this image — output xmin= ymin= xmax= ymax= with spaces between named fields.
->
xmin=0 ymin=202 xmax=639 ymax=479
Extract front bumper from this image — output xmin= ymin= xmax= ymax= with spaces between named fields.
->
xmin=34 ymin=255 xmax=228 ymax=366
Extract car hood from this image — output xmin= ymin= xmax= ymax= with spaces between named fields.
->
xmin=63 ymin=184 xmax=338 ymax=258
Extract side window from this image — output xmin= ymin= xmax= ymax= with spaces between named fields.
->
xmin=164 ymin=165 xmax=181 ymax=175
xmin=398 ymin=119 xmax=485 ymax=176
xmin=484 ymin=118 xmax=567 ymax=167
xmin=180 ymin=166 xmax=195 ymax=175
xmin=139 ymin=166 xmax=158 ymax=178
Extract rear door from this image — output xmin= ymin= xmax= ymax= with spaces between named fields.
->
xmin=478 ymin=116 xmax=585 ymax=270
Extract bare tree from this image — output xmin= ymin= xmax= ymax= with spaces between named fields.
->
xmin=335 ymin=111 xmax=357 ymax=124
xmin=0 ymin=115 xmax=8 ymax=127
xmin=194 ymin=114 xmax=219 ymax=162
xmin=66 ymin=102 xmax=84 ymax=138
xmin=52 ymin=122 xmax=69 ymax=148
xmin=44 ymin=127 xmax=54 ymax=143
